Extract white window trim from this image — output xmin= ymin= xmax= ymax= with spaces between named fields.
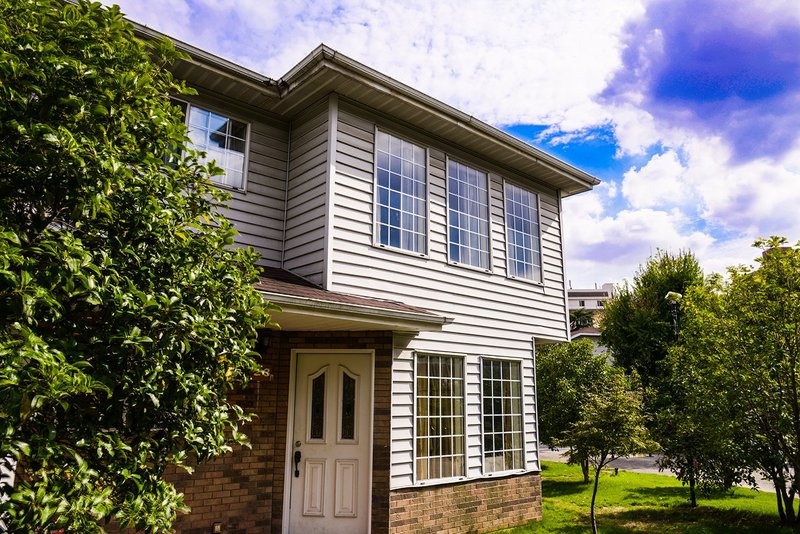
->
xmin=445 ymin=156 xmax=493 ymax=274
xmin=371 ymin=126 xmax=430 ymax=258
xmin=179 ymin=99 xmax=251 ymax=193
xmin=479 ymin=356 xmax=527 ymax=476
xmin=502 ymin=178 xmax=543 ymax=285
xmin=412 ymin=351 xmax=468 ymax=486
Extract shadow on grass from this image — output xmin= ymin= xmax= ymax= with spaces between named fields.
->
xmin=627 ymin=485 xmax=764 ymax=502
xmin=544 ymin=479 xmax=589 ymax=498
xmin=602 ymin=505 xmax=785 ymax=533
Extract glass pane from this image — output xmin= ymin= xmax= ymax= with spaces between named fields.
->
xmin=415 ymin=355 xmax=464 ymax=481
xmin=310 ymin=373 xmax=325 ymax=440
xmin=341 ymin=372 xmax=356 ymax=440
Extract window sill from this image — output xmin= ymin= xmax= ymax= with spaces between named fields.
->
xmin=483 ymin=468 xmax=528 ymax=477
xmin=447 ymin=260 xmax=492 ymax=275
xmin=506 ymin=275 xmax=544 ymax=288
xmin=373 ymin=242 xmax=429 ymax=259
xmin=211 ymin=181 xmax=247 ymax=194
xmin=413 ymin=475 xmax=467 ymax=487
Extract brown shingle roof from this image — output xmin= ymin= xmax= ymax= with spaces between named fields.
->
xmin=255 ymin=267 xmax=438 ymax=316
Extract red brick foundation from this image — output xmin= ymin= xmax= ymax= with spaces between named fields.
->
xmin=388 ymin=473 xmax=542 ymax=534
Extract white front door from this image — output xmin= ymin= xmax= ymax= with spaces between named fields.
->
xmin=288 ymin=352 xmax=373 ymax=534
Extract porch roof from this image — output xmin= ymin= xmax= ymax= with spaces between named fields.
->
xmin=256 ymin=267 xmax=451 ymax=332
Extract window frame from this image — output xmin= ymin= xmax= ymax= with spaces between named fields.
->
xmin=445 ymin=156 xmax=493 ymax=273
xmin=412 ymin=352 xmax=467 ymax=485
xmin=479 ymin=357 xmax=526 ymax=475
xmin=180 ymin=99 xmax=251 ymax=192
xmin=502 ymin=179 xmax=543 ymax=284
xmin=372 ymin=127 xmax=430 ymax=258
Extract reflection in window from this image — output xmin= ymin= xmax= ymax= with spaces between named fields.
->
xmin=416 ymin=355 xmax=465 ymax=481
xmin=187 ymin=105 xmax=248 ymax=189
xmin=341 ymin=372 xmax=356 ymax=441
xmin=482 ymin=359 xmax=523 ymax=473
xmin=310 ymin=372 xmax=325 ymax=440
xmin=375 ymin=131 xmax=427 ymax=253
xmin=504 ymin=182 xmax=541 ymax=282
xmin=448 ymin=161 xmax=490 ymax=269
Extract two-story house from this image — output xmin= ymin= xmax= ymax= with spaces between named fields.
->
xmin=139 ymin=24 xmax=599 ymax=534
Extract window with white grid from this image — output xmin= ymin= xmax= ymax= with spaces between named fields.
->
xmin=375 ymin=131 xmax=427 ymax=254
xmin=447 ymin=160 xmax=490 ymax=269
xmin=504 ymin=182 xmax=542 ymax=282
xmin=415 ymin=355 xmax=465 ymax=481
xmin=482 ymin=359 xmax=524 ymax=473
xmin=187 ymin=105 xmax=248 ymax=189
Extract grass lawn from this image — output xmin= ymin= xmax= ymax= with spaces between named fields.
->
xmin=497 ymin=461 xmax=786 ymax=533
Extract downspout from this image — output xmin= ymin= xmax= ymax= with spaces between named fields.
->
xmin=531 ymin=336 xmax=542 ymax=472
xmin=557 ymin=189 xmax=571 ymax=340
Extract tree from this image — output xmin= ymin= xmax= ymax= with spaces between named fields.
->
xmin=536 ymin=339 xmax=608 ymax=483
xmin=656 ymin=281 xmax=752 ymax=507
xmin=601 ymin=249 xmax=703 ymax=386
xmin=680 ymin=237 xmax=800 ymax=525
xmin=600 ymin=250 xmax=713 ymax=504
xmin=569 ymin=308 xmax=595 ymax=330
xmin=0 ymin=1 xmax=271 ymax=532
xmin=558 ymin=368 xmax=653 ymax=534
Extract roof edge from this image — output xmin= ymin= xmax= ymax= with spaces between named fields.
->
xmin=279 ymin=44 xmax=600 ymax=193
xmin=260 ymin=290 xmax=453 ymax=327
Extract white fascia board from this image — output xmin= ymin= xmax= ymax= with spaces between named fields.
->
xmin=258 ymin=290 xmax=452 ymax=331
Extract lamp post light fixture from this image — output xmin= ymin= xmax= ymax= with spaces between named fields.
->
xmin=665 ymin=291 xmax=683 ymax=343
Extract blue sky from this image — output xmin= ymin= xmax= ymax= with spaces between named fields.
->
xmin=111 ymin=0 xmax=800 ymax=287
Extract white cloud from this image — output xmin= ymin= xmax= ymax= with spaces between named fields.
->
xmin=622 ymin=150 xmax=688 ymax=209
xmin=111 ymin=0 xmax=645 ymax=130
xmin=565 ymin=137 xmax=800 ymax=286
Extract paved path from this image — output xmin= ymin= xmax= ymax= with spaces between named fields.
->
xmin=539 ymin=448 xmax=775 ymax=493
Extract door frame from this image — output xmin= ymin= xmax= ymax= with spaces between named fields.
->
xmin=282 ymin=349 xmax=376 ymax=534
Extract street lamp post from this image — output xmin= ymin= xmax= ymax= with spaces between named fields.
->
xmin=665 ymin=291 xmax=683 ymax=343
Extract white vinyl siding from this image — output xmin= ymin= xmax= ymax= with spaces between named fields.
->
xmin=504 ymin=182 xmax=542 ymax=283
xmin=329 ymin=101 xmax=557 ymax=488
xmin=283 ymin=102 xmax=330 ymax=285
xmin=181 ymin=97 xmax=288 ymax=267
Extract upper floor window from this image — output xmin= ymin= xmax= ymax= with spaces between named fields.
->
xmin=448 ymin=161 xmax=490 ymax=270
xmin=187 ymin=104 xmax=248 ymax=190
xmin=504 ymin=182 xmax=542 ymax=282
xmin=375 ymin=131 xmax=427 ymax=254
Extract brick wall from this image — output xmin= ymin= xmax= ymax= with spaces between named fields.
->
xmin=388 ymin=473 xmax=542 ymax=534
xmin=109 ymin=330 xmax=393 ymax=534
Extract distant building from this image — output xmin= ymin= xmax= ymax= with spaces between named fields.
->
xmin=568 ymin=283 xmax=615 ymax=352
xmin=568 ymin=282 xmax=615 ymax=312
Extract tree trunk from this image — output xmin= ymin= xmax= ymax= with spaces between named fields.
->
xmin=772 ymin=473 xmax=787 ymax=525
xmin=782 ymin=488 xmax=796 ymax=526
xmin=590 ymin=466 xmax=601 ymax=534
xmin=775 ymin=468 xmax=797 ymax=526
xmin=582 ymin=458 xmax=590 ymax=484
xmin=768 ymin=467 xmax=786 ymax=526
xmin=689 ymin=471 xmax=697 ymax=508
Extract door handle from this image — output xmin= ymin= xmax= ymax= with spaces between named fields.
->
xmin=294 ymin=450 xmax=301 ymax=478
